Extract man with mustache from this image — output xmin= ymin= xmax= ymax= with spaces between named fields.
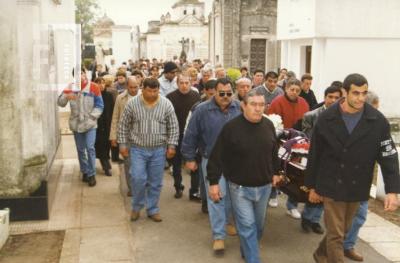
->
xmin=118 ymin=78 xmax=179 ymax=223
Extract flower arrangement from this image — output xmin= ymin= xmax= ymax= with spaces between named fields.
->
xmin=263 ymin=114 xmax=284 ymax=132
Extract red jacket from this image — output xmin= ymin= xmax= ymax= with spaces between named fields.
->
xmin=268 ymin=95 xmax=309 ymax=128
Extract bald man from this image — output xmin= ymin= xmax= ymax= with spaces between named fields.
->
xmin=110 ymin=76 xmax=140 ymax=196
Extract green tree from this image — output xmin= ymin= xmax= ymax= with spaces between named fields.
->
xmin=75 ymin=0 xmax=100 ymax=44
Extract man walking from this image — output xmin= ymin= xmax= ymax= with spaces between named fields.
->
xmin=207 ymin=89 xmax=282 ymax=263
xmin=255 ymin=71 xmax=284 ymax=111
xmin=159 ymin=61 xmax=178 ymax=96
xmin=110 ymin=76 xmax=140 ymax=196
xmin=300 ymin=86 xmax=342 ymax=234
xmin=300 ymin=73 xmax=318 ymax=109
xmin=118 ymin=78 xmax=179 ymax=222
xmin=306 ymin=73 xmax=400 ymax=263
xmin=268 ymin=78 xmax=309 ymax=218
xmin=182 ymin=78 xmax=241 ymax=253
xmin=58 ymin=67 xmax=104 ymax=187
xmin=167 ymin=73 xmax=200 ymax=199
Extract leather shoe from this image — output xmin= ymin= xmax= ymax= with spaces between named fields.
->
xmin=344 ymin=249 xmax=364 ymax=262
xmin=311 ymin=223 xmax=324 ymax=234
xmin=130 ymin=210 xmax=140 ymax=221
xmin=212 ymin=240 xmax=225 ymax=254
xmin=301 ymin=218 xmax=311 ymax=233
xmin=226 ymin=223 xmax=237 ymax=236
xmin=189 ymin=192 xmax=202 ymax=202
xmin=148 ymin=213 xmax=162 ymax=222
xmin=174 ymin=185 xmax=184 ymax=199
xmin=82 ymin=173 xmax=89 ymax=182
xmin=104 ymin=169 xmax=112 ymax=176
xmin=87 ymin=176 xmax=96 ymax=187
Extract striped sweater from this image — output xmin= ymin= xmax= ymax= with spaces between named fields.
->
xmin=118 ymin=94 xmax=179 ymax=148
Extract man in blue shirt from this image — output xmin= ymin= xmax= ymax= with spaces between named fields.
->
xmin=182 ymin=78 xmax=241 ymax=254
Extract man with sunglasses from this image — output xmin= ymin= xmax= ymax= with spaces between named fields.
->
xmin=182 ymin=78 xmax=241 ymax=254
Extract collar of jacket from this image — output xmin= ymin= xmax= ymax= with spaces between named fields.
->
xmin=207 ymin=97 xmax=240 ymax=111
xmin=325 ymin=98 xmax=378 ymax=121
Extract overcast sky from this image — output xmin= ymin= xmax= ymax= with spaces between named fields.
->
xmin=96 ymin=0 xmax=213 ymax=32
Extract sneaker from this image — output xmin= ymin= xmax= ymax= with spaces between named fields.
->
xmin=212 ymin=240 xmax=225 ymax=253
xmin=226 ymin=223 xmax=237 ymax=236
xmin=268 ymin=198 xmax=278 ymax=208
xmin=130 ymin=210 xmax=140 ymax=221
xmin=87 ymin=176 xmax=96 ymax=187
xmin=286 ymin=208 xmax=301 ymax=219
xmin=148 ymin=213 xmax=162 ymax=222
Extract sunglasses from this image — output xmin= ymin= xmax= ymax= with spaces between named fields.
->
xmin=218 ymin=91 xmax=233 ymax=97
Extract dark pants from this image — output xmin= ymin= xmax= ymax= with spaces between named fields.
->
xmin=190 ymin=169 xmax=199 ymax=195
xmin=99 ymin=158 xmax=111 ymax=171
xmin=111 ymin=145 xmax=120 ymax=161
xmin=171 ymin=138 xmax=183 ymax=191
xmin=314 ymin=197 xmax=360 ymax=263
xmin=171 ymin=137 xmax=199 ymax=195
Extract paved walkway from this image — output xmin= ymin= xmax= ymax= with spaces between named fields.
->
xmin=9 ymin=135 xmax=400 ymax=262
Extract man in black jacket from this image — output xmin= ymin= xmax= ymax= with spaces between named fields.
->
xmin=207 ymin=89 xmax=281 ymax=263
xmin=305 ymin=73 xmax=400 ymax=263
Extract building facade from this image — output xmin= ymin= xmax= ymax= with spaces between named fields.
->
xmin=140 ymin=0 xmax=209 ymax=61
xmin=93 ymin=15 xmax=140 ymax=67
xmin=209 ymin=0 xmax=280 ymax=72
xmin=277 ymin=0 xmax=400 ymax=118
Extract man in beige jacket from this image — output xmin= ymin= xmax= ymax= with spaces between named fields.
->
xmin=110 ymin=76 xmax=140 ymax=196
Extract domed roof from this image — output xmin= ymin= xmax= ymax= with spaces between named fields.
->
xmin=94 ymin=14 xmax=115 ymax=27
xmin=172 ymin=0 xmax=202 ymax=8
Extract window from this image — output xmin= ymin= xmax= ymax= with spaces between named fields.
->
xmin=183 ymin=10 xmax=187 ymax=15
xmin=193 ymin=9 xmax=196 ymax=15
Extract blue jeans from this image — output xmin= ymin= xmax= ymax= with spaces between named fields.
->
xmin=229 ymin=181 xmax=272 ymax=263
xmin=201 ymin=158 xmax=232 ymax=240
xmin=286 ymin=196 xmax=298 ymax=210
xmin=343 ymin=201 xmax=368 ymax=250
xmin=124 ymin=153 xmax=131 ymax=191
xmin=130 ymin=146 xmax=166 ymax=216
xmin=269 ymin=187 xmax=277 ymax=199
xmin=73 ymin=128 xmax=97 ymax=177
xmin=302 ymin=203 xmax=324 ymax=223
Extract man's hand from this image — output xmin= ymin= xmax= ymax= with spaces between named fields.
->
xmin=185 ymin=161 xmax=198 ymax=171
xmin=209 ymin=185 xmax=221 ymax=202
xmin=110 ymin=140 xmax=117 ymax=147
xmin=308 ymin=189 xmax=323 ymax=203
xmin=272 ymin=175 xmax=282 ymax=187
xmin=384 ymin=193 xmax=399 ymax=212
xmin=119 ymin=147 xmax=129 ymax=158
xmin=65 ymin=93 xmax=77 ymax=100
xmin=166 ymin=147 xmax=176 ymax=159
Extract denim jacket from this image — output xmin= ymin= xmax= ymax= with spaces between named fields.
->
xmin=58 ymin=82 xmax=104 ymax=133
xmin=181 ymin=97 xmax=241 ymax=161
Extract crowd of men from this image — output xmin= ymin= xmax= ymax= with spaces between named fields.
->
xmin=58 ymin=57 xmax=400 ymax=263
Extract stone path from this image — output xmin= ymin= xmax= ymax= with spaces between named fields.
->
xmin=9 ymin=135 xmax=400 ymax=262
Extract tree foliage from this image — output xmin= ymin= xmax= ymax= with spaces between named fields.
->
xmin=75 ymin=0 xmax=100 ymax=44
